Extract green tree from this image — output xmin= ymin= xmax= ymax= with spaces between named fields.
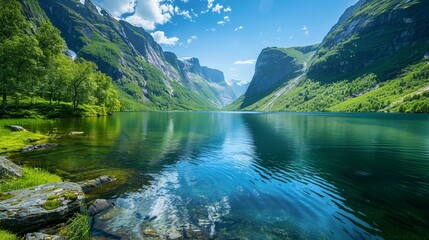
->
xmin=69 ymin=59 xmax=97 ymax=110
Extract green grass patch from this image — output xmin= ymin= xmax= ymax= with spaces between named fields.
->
xmin=41 ymin=199 xmax=61 ymax=210
xmin=60 ymin=213 xmax=91 ymax=240
xmin=0 ymin=167 xmax=62 ymax=193
xmin=0 ymin=128 xmax=46 ymax=154
xmin=0 ymin=230 xmax=17 ymax=240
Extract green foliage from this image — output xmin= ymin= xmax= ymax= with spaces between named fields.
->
xmin=0 ymin=230 xmax=17 ymax=240
xmin=237 ymin=61 xmax=429 ymax=113
xmin=60 ymin=213 xmax=91 ymax=240
xmin=0 ymin=3 xmax=120 ymax=116
xmin=0 ymin=167 xmax=62 ymax=193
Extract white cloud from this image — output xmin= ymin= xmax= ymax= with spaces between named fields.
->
xmin=121 ymin=0 xmax=175 ymax=30
xmin=234 ymin=59 xmax=256 ymax=65
xmin=212 ymin=3 xmax=223 ymax=13
xmin=218 ymin=16 xmax=230 ymax=25
xmin=217 ymin=21 xmax=225 ymax=25
xmin=151 ymin=31 xmax=179 ymax=45
xmin=186 ymin=35 xmax=197 ymax=44
xmin=302 ymin=25 xmax=309 ymax=36
xmin=207 ymin=0 xmax=214 ymax=9
xmin=91 ymin=0 xmax=136 ymax=17
xmin=224 ymin=7 xmax=232 ymax=12
xmin=234 ymin=25 xmax=243 ymax=31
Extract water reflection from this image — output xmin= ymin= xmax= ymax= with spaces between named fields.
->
xmin=14 ymin=112 xmax=429 ymax=239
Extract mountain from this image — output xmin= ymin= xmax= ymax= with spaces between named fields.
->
xmin=20 ymin=0 xmax=232 ymax=110
xmin=240 ymin=45 xmax=318 ymax=108
xmin=228 ymin=0 xmax=429 ymax=113
xmin=164 ymin=53 xmax=236 ymax=107
xmin=230 ymin=80 xmax=250 ymax=98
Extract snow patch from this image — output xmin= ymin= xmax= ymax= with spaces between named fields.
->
xmin=95 ymin=6 xmax=103 ymax=16
xmin=79 ymin=0 xmax=85 ymax=5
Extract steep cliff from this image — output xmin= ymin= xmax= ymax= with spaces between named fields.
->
xmin=241 ymin=46 xmax=317 ymax=108
xmin=308 ymin=0 xmax=429 ymax=82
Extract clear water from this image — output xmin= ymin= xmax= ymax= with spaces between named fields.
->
xmin=12 ymin=112 xmax=429 ymax=239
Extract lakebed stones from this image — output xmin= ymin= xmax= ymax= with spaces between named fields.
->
xmin=0 ymin=182 xmax=84 ymax=233
xmin=88 ymin=199 xmax=114 ymax=216
xmin=25 ymin=232 xmax=65 ymax=240
xmin=22 ymin=143 xmax=59 ymax=153
xmin=78 ymin=175 xmax=117 ymax=193
xmin=5 ymin=125 xmax=26 ymax=132
xmin=0 ymin=156 xmax=22 ymax=179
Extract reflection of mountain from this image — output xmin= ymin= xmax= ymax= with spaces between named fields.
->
xmin=241 ymin=113 xmax=429 ymax=239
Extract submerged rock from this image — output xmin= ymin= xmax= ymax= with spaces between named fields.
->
xmin=0 ymin=182 xmax=84 ymax=233
xmin=78 ymin=175 xmax=117 ymax=193
xmin=5 ymin=125 xmax=26 ymax=132
xmin=22 ymin=143 xmax=59 ymax=153
xmin=69 ymin=131 xmax=84 ymax=136
xmin=88 ymin=199 xmax=114 ymax=216
xmin=0 ymin=156 xmax=22 ymax=179
xmin=25 ymin=232 xmax=65 ymax=240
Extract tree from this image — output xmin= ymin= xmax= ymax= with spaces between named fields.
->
xmin=69 ymin=59 xmax=97 ymax=110
xmin=0 ymin=0 xmax=28 ymax=41
xmin=0 ymin=35 xmax=42 ymax=107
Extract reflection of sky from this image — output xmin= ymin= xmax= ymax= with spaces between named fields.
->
xmin=93 ymin=113 xmax=382 ymax=239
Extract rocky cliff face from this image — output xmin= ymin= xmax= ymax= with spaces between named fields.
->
xmin=163 ymin=52 xmax=236 ymax=107
xmin=20 ymin=0 xmax=230 ymax=110
xmin=242 ymin=46 xmax=317 ymax=108
xmin=308 ymin=0 xmax=429 ymax=82
xmin=230 ymin=80 xmax=250 ymax=98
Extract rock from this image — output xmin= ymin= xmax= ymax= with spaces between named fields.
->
xmin=78 ymin=175 xmax=117 ymax=193
xmin=167 ymin=232 xmax=183 ymax=240
xmin=0 ymin=182 xmax=84 ymax=233
xmin=0 ymin=156 xmax=22 ymax=179
xmin=88 ymin=199 xmax=114 ymax=216
xmin=22 ymin=144 xmax=58 ymax=153
xmin=143 ymin=228 xmax=159 ymax=237
xmin=5 ymin=125 xmax=26 ymax=132
xmin=69 ymin=131 xmax=84 ymax=136
xmin=25 ymin=232 xmax=65 ymax=240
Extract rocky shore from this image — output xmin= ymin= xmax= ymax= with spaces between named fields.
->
xmin=0 ymin=156 xmax=116 ymax=239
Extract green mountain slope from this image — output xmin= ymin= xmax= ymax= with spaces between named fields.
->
xmin=228 ymin=0 xmax=429 ymax=113
xmin=241 ymin=45 xmax=318 ymax=108
xmin=20 ymin=0 xmax=233 ymax=110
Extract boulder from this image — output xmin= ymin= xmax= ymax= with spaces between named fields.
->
xmin=0 ymin=182 xmax=84 ymax=233
xmin=0 ymin=156 xmax=22 ymax=179
xmin=88 ymin=199 xmax=114 ymax=216
xmin=78 ymin=175 xmax=117 ymax=193
xmin=5 ymin=125 xmax=26 ymax=132
xmin=25 ymin=232 xmax=65 ymax=240
xmin=22 ymin=143 xmax=59 ymax=153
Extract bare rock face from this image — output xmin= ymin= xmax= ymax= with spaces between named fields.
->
xmin=78 ymin=175 xmax=117 ymax=193
xmin=0 ymin=156 xmax=22 ymax=179
xmin=0 ymin=182 xmax=84 ymax=233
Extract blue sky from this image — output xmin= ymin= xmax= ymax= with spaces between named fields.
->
xmin=92 ymin=0 xmax=358 ymax=83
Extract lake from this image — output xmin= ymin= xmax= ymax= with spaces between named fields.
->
xmin=12 ymin=112 xmax=429 ymax=239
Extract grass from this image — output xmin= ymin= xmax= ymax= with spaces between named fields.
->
xmin=0 ymin=230 xmax=17 ymax=240
xmin=0 ymin=167 xmax=62 ymax=193
xmin=0 ymin=128 xmax=46 ymax=154
xmin=59 ymin=213 xmax=91 ymax=240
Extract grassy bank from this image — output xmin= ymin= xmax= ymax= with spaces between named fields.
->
xmin=0 ymin=98 xmax=112 ymax=119
xmin=0 ymin=123 xmax=91 ymax=239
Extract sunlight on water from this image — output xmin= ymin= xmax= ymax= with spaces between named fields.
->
xmin=15 ymin=112 xmax=429 ymax=239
